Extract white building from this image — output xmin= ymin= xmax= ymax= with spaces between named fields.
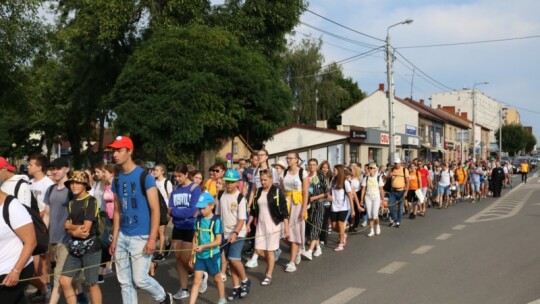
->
xmin=431 ymin=89 xmax=503 ymax=142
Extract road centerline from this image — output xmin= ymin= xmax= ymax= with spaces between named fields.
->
xmin=320 ymin=287 xmax=366 ymax=304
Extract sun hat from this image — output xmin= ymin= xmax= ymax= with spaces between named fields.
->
xmin=64 ymin=170 xmax=92 ymax=191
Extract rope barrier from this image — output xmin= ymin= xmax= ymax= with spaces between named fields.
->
xmin=3 ymin=212 xmax=374 ymax=286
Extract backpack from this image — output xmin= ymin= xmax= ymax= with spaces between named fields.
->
xmin=3 ymin=195 xmax=49 ymax=255
xmin=383 ymin=167 xmax=406 ymax=192
xmin=217 ymin=190 xmax=244 ymax=205
xmin=194 ymin=214 xmax=220 ymax=257
xmin=14 ymin=179 xmax=39 ymax=212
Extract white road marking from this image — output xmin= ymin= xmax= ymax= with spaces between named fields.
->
xmin=527 ymin=299 xmax=540 ymax=304
xmin=452 ymin=224 xmax=466 ymax=230
xmin=533 ymin=203 xmax=540 ymax=206
xmin=465 ymin=190 xmax=533 ymax=223
xmin=411 ymin=245 xmax=434 ymax=254
xmin=436 ymin=233 xmax=452 ymax=240
xmin=377 ymin=261 xmax=407 ymax=274
xmin=321 ymin=287 xmax=366 ymax=304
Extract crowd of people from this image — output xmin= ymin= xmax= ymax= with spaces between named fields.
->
xmin=0 ymin=135 xmax=527 ymax=304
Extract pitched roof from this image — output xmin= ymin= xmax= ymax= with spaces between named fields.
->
xmin=272 ymin=124 xmax=350 ymax=136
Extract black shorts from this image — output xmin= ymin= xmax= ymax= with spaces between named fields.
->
xmin=331 ymin=211 xmax=348 ymax=222
xmin=172 ymin=227 xmax=195 ymax=242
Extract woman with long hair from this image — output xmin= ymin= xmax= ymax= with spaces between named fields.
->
xmin=329 ymin=165 xmax=355 ymax=252
xmin=302 ymin=158 xmax=327 ymax=259
xmin=169 ymin=164 xmax=203 ymax=300
xmin=281 ymin=152 xmax=309 ymax=272
xmin=318 ymin=161 xmax=333 ymax=246
xmin=98 ymin=164 xmax=116 ymax=282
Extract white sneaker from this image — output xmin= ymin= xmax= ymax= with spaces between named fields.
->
xmin=245 ymin=257 xmax=258 ymax=268
xmin=375 ymin=225 xmax=381 ymax=235
xmin=313 ymin=246 xmax=322 ymax=257
xmin=295 ymin=253 xmax=301 ymax=265
xmin=361 ymin=221 xmax=368 ymax=227
xmin=173 ymin=289 xmax=189 ymax=300
xmin=285 ymin=262 xmax=297 ymax=273
xmin=275 ymin=248 xmax=282 ymax=261
xmin=199 ymin=272 xmax=208 ymax=294
xmin=367 ymin=230 xmax=375 ymax=237
xmin=301 ymin=250 xmax=313 ymax=261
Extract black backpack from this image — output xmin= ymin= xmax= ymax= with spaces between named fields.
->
xmin=3 ymin=195 xmax=49 ymax=255
xmin=217 ymin=190 xmax=245 ymax=205
xmin=14 ymin=179 xmax=39 ymax=213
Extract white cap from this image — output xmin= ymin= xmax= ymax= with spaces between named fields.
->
xmin=394 ymin=157 xmax=402 ymax=164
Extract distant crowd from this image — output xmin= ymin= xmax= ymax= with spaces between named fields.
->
xmin=0 ymin=135 xmax=528 ymax=304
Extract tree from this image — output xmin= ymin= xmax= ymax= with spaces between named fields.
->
xmin=111 ymin=25 xmax=292 ymax=163
xmin=284 ymin=38 xmax=365 ymax=126
xmin=495 ymin=124 xmax=537 ymax=156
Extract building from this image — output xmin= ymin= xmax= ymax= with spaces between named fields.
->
xmin=216 ymin=135 xmax=254 ymax=167
xmin=503 ymin=108 xmax=520 ymax=125
xmin=431 ymin=88 xmax=503 ymax=142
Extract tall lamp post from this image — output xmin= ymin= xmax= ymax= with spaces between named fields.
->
xmin=387 ymin=18 xmax=413 ymax=164
xmin=500 ymin=107 xmax=507 ymax=157
xmin=471 ymin=81 xmax=488 ymax=161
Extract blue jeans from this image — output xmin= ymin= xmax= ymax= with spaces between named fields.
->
xmin=115 ymin=232 xmax=166 ymax=304
xmin=389 ymin=190 xmax=405 ymax=223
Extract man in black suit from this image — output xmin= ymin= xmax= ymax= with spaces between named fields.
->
xmin=491 ymin=162 xmax=505 ymax=197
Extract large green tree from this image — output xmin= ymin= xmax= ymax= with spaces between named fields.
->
xmin=111 ymin=25 xmax=292 ymax=162
xmin=496 ymin=124 xmax=537 ymax=156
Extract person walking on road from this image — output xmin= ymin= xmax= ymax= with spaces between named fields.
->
xmin=491 ymin=162 xmax=505 ymax=198
xmin=520 ymin=159 xmax=529 ymax=183
xmin=360 ymin=163 xmax=385 ymax=236
xmin=107 ymin=136 xmax=173 ymax=304
xmin=388 ymin=158 xmax=409 ymax=227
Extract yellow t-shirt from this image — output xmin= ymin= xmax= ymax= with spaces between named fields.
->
xmin=391 ymin=167 xmax=409 ymax=190
xmin=521 ymin=163 xmax=529 ymax=173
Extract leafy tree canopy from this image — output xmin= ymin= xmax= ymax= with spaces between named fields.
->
xmin=112 ymin=25 xmax=292 ymax=161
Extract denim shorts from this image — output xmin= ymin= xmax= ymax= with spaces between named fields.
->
xmin=437 ymin=185 xmax=450 ymax=196
xmin=194 ymin=253 xmax=221 ymax=276
xmin=470 ymin=182 xmax=481 ymax=193
xmin=62 ymin=249 xmax=101 ymax=284
xmin=221 ymin=238 xmax=245 ymax=261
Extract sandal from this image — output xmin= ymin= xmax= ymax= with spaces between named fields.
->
xmin=334 ymin=244 xmax=345 ymax=252
xmin=261 ymin=276 xmax=272 ymax=286
xmin=221 ymin=273 xmax=227 ymax=282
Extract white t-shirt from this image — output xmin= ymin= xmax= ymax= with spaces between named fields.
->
xmin=362 ymin=175 xmax=384 ymax=198
xmin=282 ymin=169 xmax=308 ymax=191
xmin=1 ymin=175 xmax=32 ymax=208
xmin=438 ymin=169 xmax=453 ymax=186
xmin=350 ymin=177 xmax=361 ymax=192
xmin=216 ymin=191 xmax=247 ymax=239
xmin=30 ymin=176 xmax=54 ymax=212
xmin=253 ymin=166 xmax=279 ymax=189
xmin=0 ymin=197 xmax=33 ymax=275
xmin=331 ymin=180 xmax=352 ymax=212
xmin=156 ymin=179 xmax=173 ymax=202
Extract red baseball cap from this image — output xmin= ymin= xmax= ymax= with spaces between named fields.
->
xmin=0 ymin=157 xmax=15 ymax=172
xmin=106 ymin=136 xmax=134 ymax=151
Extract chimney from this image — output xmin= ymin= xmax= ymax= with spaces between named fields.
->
xmin=419 ymin=99 xmax=425 ymax=105
xmin=441 ymin=106 xmax=456 ymax=114
xmin=378 ymin=83 xmax=385 ymax=91
xmin=461 ymin=112 xmax=468 ymax=120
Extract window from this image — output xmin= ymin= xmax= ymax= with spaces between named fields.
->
xmin=232 ymin=142 xmax=238 ymax=154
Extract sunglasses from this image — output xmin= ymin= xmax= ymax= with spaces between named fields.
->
xmin=209 ymin=169 xmax=220 ymax=173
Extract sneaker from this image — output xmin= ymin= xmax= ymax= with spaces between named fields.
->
xmin=97 ymin=274 xmax=104 ymax=284
xmin=367 ymin=230 xmax=375 ymax=237
xmin=218 ymin=299 xmax=228 ymax=304
xmin=320 ymin=241 xmax=325 ymax=247
xmin=360 ymin=221 xmax=367 ymax=227
xmin=199 ymin=272 xmax=208 ymax=294
xmin=301 ymin=249 xmax=313 ymax=261
xmin=275 ymin=248 xmax=282 ymax=261
xmin=295 ymin=253 xmax=301 ymax=265
xmin=313 ymin=246 xmax=322 ymax=257
xmin=245 ymin=257 xmax=258 ymax=268
xmin=173 ymin=289 xmax=190 ymax=300
xmin=30 ymin=288 xmax=51 ymax=303
xmin=227 ymin=288 xmax=241 ymax=301
xmin=153 ymin=253 xmax=165 ymax=261
xmin=375 ymin=225 xmax=381 ymax=235
xmin=160 ymin=292 xmax=174 ymax=304
xmin=388 ymin=219 xmax=394 ymax=227
xmin=164 ymin=241 xmax=172 ymax=257
xmin=285 ymin=262 xmax=297 ymax=273
xmin=395 ymin=222 xmax=401 ymax=228
xmin=240 ymin=279 xmax=251 ymax=297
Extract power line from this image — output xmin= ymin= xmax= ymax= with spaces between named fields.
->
xmin=394 ymin=49 xmax=456 ymax=92
xmin=397 ymin=34 xmax=540 ymax=49
xmin=301 ymin=22 xmax=381 ymax=48
xmin=305 ymin=9 xmax=385 ymax=43
xmin=295 ymin=31 xmax=362 ymax=53
xmin=394 ymin=56 xmax=450 ymax=92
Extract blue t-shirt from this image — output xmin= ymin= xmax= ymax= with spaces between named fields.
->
xmin=194 ymin=216 xmax=222 ymax=259
xmin=169 ymin=182 xmax=201 ymax=230
xmin=112 ymin=166 xmax=156 ymax=236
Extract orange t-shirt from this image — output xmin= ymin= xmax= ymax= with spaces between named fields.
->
xmin=408 ymin=171 xmax=421 ymax=190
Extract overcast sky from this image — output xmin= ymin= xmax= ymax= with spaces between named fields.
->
xmin=292 ymin=0 xmax=540 ymax=140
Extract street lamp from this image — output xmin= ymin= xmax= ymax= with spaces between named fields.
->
xmin=471 ymin=81 xmax=488 ymax=161
xmin=500 ymin=107 xmax=507 ymax=157
xmin=387 ymin=18 xmax=413 ymax=164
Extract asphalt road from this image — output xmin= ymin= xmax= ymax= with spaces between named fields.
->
xmin=63 ymin=170 xmax=540 ymax=304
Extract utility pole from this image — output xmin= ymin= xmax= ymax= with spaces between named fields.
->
xmin=386 ymin=19 xmax=413 ymax=164
xmin=471 ymin=82 xmax=488 ymax=161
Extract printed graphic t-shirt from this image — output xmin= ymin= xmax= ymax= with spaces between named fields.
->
xmin=112 ymin=166 xmax=156 ymax=236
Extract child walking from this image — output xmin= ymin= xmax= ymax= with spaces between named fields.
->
xmin=189 ymin=192 xmax=226 ymax=304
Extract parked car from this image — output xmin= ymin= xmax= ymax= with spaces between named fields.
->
xmin=527 ymin=156 xmax=537 ymax=169
xmin=501 ymin=156 xmax=512 ymax=164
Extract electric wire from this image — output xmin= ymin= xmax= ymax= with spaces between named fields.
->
xmin=394 ymin=49 xmax=456 ymax=92
xmin=301 ymin=22 xmax=381 ymax=48
xmin=305 ymin=9 xmax=385 ymax=43
xmin=396 ymin=34 xmax=540 ymax=49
